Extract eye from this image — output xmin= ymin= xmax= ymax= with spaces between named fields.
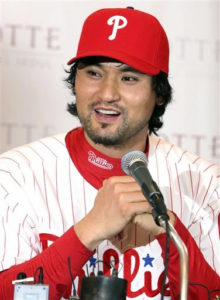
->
xmin=122 ymin=75 xmax=138 ymax=82
xmin=86 ymin=69 xmax=102 ymax=78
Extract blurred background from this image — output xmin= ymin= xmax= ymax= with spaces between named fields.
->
xmin=0 ymin=0 xmax=219 ymax=163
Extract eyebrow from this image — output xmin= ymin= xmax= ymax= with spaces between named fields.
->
xmin=90 ymin=62 xmax=145 ymax=75
xmin=118 ymin=65 xmax=145 ymax=75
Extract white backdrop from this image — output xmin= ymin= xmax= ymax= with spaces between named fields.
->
xmin=0 ymin=0 xmax=219 ymax=163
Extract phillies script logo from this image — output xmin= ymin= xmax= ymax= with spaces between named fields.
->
xmin=88 ymin=151 xmax=113 ymax=170
xmin=40 ymin=234 xmax=170 ymax=298
xmin=107 ymin=15 xmax=128 ymax=40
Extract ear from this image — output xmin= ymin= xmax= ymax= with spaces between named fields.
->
xmin=156 ymin=97 xmax=164 ymax=106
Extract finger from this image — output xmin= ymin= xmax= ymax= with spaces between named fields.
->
xmin=117 ymin=190 xmax=147 ymax=203
xmin=103 ymin=175 xmax=135 ymax=185
xmin=103 ymin=177 xmax=142 ymax=194
xmin=133 ymin=212 xmax=153 ymax=224
xmin=110 ymin=182 xmax=142 ymax=195
xmin=120 ymin=201 xmax=151 ymax=218
xmin=120 ymin=181 xmax=142 ymax=192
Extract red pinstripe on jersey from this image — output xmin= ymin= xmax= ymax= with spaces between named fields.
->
xmin=69 ymin=157 xmax=76 ymax=225
xmin=192 ymin=156 xmax=201 ymax=164
xmin=0 ymin=183 xmax=9 ymax=199
xmin=12 ymin=202 xmax=19 ymax=213
xmin=5 ymin=206 xmax=9 ymax=222
xmin=0 ymin=169 xmax=22 ymax=187
xmin=175 ymin=163 xmax=183 ymax=219
xmin=201 ymin=176 xmax=213 ymax=206
xmin=21 ymin=214 xmax=28 ymax=227
xmin=40 ymin=140 xmax=65 ymax=232
xmin=1 ymin=217 xmax=6 ymax=269
xmin=195 ymin=171 xmax=201 ymax=200
xmin=178 ymin=150 xmax=187 ymax=163
xmin=28 ymin=145 xmax=51 ymax=228
xmin=0 ymin=157 xmax=26 ymax=183
xmin=165 ymin=157 xmax=173 ymax=211
xmin=203 ymin=163 xmax=216 ymax=172
xmin=154 ymin=139 xmax=160 ymax=186
xmin=218 ymin=214 xmax=220 ymax=239
xmin=188 ymin=164 xmax=194 ymax=198
xmin=82 ymin=179 xmax=87 ymax=215
xmin=165 ymin=144 xmax=174 ymax=159
xmin=16 ymin=223 xmax=21 ymax=263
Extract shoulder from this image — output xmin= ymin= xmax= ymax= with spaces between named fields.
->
xmin=0 ymin=133 xmax=67 ymax=164
xmin=148 ymin=134 xmax=219 ymax=178
xmin=0 ymin=133 xmax=69 ymax=184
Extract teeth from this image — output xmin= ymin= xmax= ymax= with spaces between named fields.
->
xmin=96 ymin=109 xmax=119 ymax=115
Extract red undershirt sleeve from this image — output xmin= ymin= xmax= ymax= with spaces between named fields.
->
xmin=156 ymin=215 xmax=220 ymax=300
xmin=0 ymin=227 xmax=94 ymax=300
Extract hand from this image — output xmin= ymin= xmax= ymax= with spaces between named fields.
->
xmin=109 ymin=212 xmax=171 ymax=253
xmin=133 ymin=210 xmax=176 ymax=236
xmin=74 ymin=176 xmax=151 ymax=250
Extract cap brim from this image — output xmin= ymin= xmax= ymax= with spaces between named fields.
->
xmin=67 ymin=51 xmax=160 ymax=75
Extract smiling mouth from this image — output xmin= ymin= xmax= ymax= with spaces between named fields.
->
xmin=94 ymin=109 xmax=121 ymax=117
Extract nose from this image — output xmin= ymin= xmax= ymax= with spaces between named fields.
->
xmin=97 ymin=76 xmax=121 ymax=103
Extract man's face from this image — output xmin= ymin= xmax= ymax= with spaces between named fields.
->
xmin=74 ymin=58 xmax=157 ymax=147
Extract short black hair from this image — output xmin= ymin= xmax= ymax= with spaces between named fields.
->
xmin=64 ymin=58 xmax=172 ymax=135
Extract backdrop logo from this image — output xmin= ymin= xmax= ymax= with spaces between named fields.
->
xmin=2 ymin=24 xmax=61 ymax=51
xmin=107 ymin=15 xmax=127 ymax=40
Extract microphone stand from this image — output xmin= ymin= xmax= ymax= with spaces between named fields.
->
xmin=158 ymin=217 xmax=189 ymax=300
xmin=121 ymin=151 xmax=189 ymax=299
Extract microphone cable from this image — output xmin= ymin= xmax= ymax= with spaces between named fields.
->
xmin=67 ymin=256 xmax=79 ymax=299
xmin=188 ymin=282 xmax=220 ymax=300
xmin=33 ymin=266 xmax=44 ymax=284
xmin=92 ymin=260 xmax=112 ymax=276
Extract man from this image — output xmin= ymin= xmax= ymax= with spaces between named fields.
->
xmin=0 ymin=7 xmax=219 ymax=300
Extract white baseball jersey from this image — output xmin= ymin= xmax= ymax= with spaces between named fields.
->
xmin=0 ymin=129 xmax=219 ymax=299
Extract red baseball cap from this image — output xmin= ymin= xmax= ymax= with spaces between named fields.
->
xmin=67 ymin=7 xmax=169 ymax=75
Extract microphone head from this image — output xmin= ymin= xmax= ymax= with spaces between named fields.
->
xmin=121 ymin=150 xmax=148 ymax=175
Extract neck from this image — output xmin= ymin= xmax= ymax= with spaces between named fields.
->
xmin=84 ymin=130 xmax=149 ymax=158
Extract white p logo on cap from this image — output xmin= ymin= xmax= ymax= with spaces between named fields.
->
xmin=107 ymin=15 xmax=128 ymax=40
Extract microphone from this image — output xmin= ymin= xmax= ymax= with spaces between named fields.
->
xmin=121 ymin=150 xmax=169 ymax=226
